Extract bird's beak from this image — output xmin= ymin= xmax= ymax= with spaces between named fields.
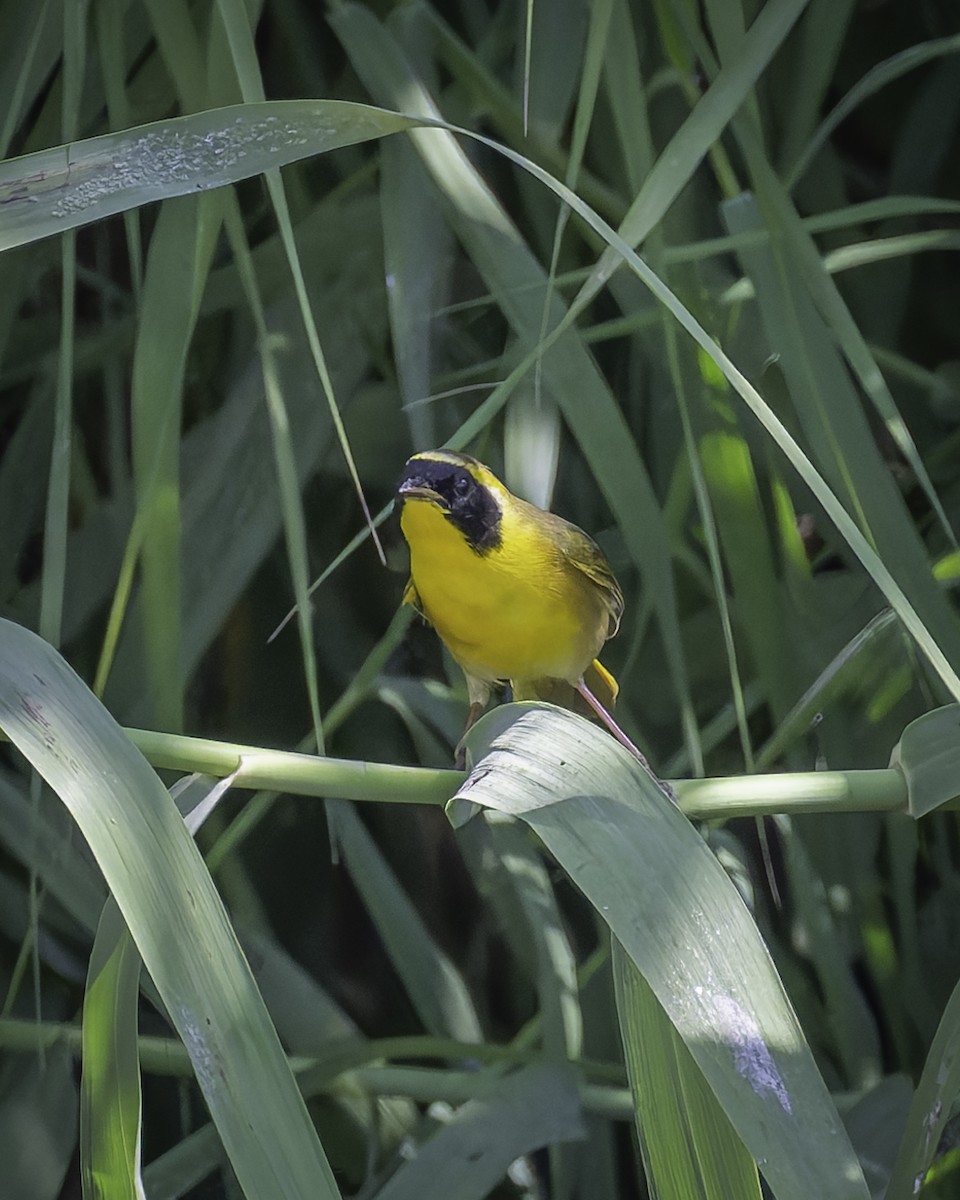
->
xmin=397 ymin=478 xmax=441 ymax=503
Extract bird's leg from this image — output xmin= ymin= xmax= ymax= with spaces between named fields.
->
xmin=454 ymin=700 xmax=487 ymax=770
xmin=576 ymin=678 xmax=644 ymax=758
xmin=576 ymin=679 xmax=679 ymax=806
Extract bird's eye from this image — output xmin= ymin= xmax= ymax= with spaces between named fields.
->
xmin=453 ymin=474 xmax=471 ymax=497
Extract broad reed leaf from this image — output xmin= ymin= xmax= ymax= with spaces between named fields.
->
xmin=890 ymin=705 xmax=960 ymax=818
xmin=453 ymin=704 xmax=870 ymax=1200
xmin=0 ymin=620 xmax=341 ymax=1200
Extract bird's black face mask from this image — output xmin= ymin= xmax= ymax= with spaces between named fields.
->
xmin=397 ymin=455 xmax=502 ymax=554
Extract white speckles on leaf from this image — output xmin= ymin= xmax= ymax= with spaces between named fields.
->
xmin=50 ymin=117 xmax=326 ymax=218
xmin=177 ymin=1006 xmax=221 ymax=1094
xmin=711 ymin=993 xmax=793 ymax=1114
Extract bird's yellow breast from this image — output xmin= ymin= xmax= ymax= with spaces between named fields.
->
xmin=401 ymin=494 xmax=609 ymax=686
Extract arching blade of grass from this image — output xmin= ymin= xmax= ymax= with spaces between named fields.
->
xmin=0 ymin=100 xmax=416 ymax=251
xmin=0 ymin=619 xmax=341 ymax=1200
xmin=453 ymin=703 xmax=871 ymax=1200
xmin=786 ymin=32 xmax=960 ymax=190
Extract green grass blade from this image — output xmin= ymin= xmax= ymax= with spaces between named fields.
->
xmin=0 ymin=1041 xmax=76 ymax=1199
xmin=700 ymin=427 xmax=798 ymax=721
xmin=773 ymin=814 xmax=882 ymax=1086
xmin=582 ymin=0 xmax=807 ymax=299
xmin=890 ymin=705 xmax=960 ymax=819
xmin=80 ymin=774 xmax=236 ymax=1199
xmin=141 ymin=0 xmax=208 ymax=112
xmin=42 ymin=0 xmax=84 ymax=649
xmin=213 ymin=0 xmax=385 ymax=734
xmin=39 ymin=229 xmax=74 ymax=648
xmin=0 ymin=391 xmax=52 ymax=605
xmin=0 ymin=619 xmax=341 ymax=1200
xmin=603 ymin=0 xmax=654 ymax=194
xmin=721 ymin=176 xmax=958 ymax=549
xmin=80 ymin=901 xmax=146 ymax=1200
xmin=664 ymin=199 xmax=960 ymax=272
xmin=104 ymin=241 xmax=378 ymax=717
xmin=221 ymin=195 xmax=325 ymax=744
xmin=523 ymin=0 xmax=588 ymax=139
xmin=372 ymin=1064 xmax=584 ymax=1200
xmin=614 ymin=941 xmax=761 ymax=1200
xmin=885 ymin=970 xmax=960 ymax=1198
xmin=722 ymin=193 xmax=960 ymax=674
xmin=216 ymin=0 xmax=386 ymax=575
xmin=380 ymin=134 xmax=448 ymax=449
xmin=786 ymin=32 xmax=960 ymax=190
xmin=95 ymin=0 xmax=144 ymax=297
xmin=141 ymin=1125 xmax=221 ymax=1200
xmin=0 ymin=772 xmax=106 ymax=933
xmin=127 ymin=193 xmax=222 ymax=727
xmin=328 ymin=799 xmax=482 ymax=1043
xmin=0 ymin=0 xmax=55 ymax=158
xmin=775 ymin=0 xmax=857 ymax=173
xmin=483 ymin=815 xmax=582 ymax=1061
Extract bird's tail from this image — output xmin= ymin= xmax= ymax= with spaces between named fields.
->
xmin=585 ymin=658 xmax=619 ymax=708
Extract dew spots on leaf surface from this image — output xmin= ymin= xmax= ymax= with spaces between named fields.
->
xmin=51 ymin=115 xmax=325 ymax=218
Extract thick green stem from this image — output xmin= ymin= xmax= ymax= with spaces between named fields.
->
xmin=124 ymin=727 xmax=908 ymax=817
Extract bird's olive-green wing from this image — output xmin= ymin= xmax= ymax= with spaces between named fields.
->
xmin=540 ymin=509 xmax=625 ymax=636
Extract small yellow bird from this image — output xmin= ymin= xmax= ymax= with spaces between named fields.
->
xmin=397 ymin=448 xmax=643 ymax=762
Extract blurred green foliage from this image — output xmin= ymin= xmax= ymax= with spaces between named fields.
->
xmin=1 ymin=0 xmax=960 ymax=1196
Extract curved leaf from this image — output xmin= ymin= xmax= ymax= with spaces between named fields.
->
xmin=452 ymin=704 xmax=869 ymax=1200
xmin=0 ymin=100 xmax=415 ymax=250
xmin=0 ymin=619 xmax=340 ymax=1200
